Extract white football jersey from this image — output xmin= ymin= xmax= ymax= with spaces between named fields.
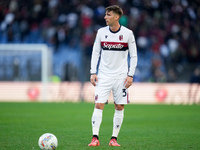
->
xmin=90 ymin=25 xmax=137 ymax=79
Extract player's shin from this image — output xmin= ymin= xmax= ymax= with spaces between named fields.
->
xmin=112 ymin=109 xmax=124 ymax=138
xmin=91 ymin=108 xmax=103 ymax=137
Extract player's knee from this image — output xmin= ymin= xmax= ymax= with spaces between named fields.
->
xmin=115 ymin=104 xmax=124 ymax=110
xmin=95 ymin=103 xmax=105 ymax=110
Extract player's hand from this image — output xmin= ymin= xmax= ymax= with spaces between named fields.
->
xmin=124 ymin=76 xmax=133 ymax=89
xmin=90 ymin=74 xmax=98 ymax=86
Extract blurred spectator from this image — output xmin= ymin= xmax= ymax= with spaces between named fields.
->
xmin=150 ymin=53 xmax=167 ymax=82
xmin=0 ymin=0 xmax=200 ymax=82
xmin=190 ymin=67 xmax=200 ymax=84
xmin=188 ymin=67 xmax=200 ymax=104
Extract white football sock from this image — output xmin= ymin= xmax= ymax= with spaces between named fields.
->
xmin=91 ymin=108 xmax=103 ymax=136
xmin=112 ymin=109 xmax=124 ymax=138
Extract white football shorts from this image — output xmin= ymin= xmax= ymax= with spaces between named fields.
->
xmin=94 ymin=78 xmax=129 ymax=104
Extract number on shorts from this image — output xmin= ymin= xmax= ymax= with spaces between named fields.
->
xmin=122 ymin=89 xmax=126 ymax=97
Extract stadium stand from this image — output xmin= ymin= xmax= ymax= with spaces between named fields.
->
xmin=0 ymin=0 xmax=200 ymax=82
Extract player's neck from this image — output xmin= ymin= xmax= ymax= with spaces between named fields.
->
xmin=109 ymin=22 xmax=120 ymax=32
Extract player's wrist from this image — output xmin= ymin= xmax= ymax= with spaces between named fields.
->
xmin=91 ymin=73 xmax=97 ymax=75
xmin=127 ymin=75 xmax=133 ymax=78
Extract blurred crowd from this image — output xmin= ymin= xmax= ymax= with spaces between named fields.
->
xmin=0 ymin=0 xmax=200 ymax=82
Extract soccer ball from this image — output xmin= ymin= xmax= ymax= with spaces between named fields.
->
xmin=38 ymin=133 xmax=58 ymax=150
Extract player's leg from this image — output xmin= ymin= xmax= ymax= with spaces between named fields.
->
xmin=89 ymin=78 xmax=111 ymax=146
xmin=91 ymin=103 xmax=105 ymax=140
xmin=109 ymin=79 xmax=128 ymax=146
xmin=109 ymin=104 xmax=124 ymax=146
xmin=88 ymin=103 xmax=105 ymax=146
xmin=112 ymin=104 xmax=124 ymax=137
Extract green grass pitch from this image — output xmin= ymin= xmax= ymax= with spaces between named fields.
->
xmin=0 ymin=102 xmax=200 ymax=150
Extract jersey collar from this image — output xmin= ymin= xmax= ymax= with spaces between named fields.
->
xmin=109 ymin=25 xmax=121 ymax=33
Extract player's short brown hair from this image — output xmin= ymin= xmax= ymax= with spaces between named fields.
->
xmin=105 ymin=5 xmax=123 ymax=18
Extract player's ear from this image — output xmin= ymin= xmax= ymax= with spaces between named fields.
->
xmin=115 ymin=14 xmax=120 ymax=21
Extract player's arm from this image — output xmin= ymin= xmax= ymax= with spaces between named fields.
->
xmin=90 ymin=30 xmax=101 ymax=86
xmin=125 ymin=31 xmax=137 ymax=88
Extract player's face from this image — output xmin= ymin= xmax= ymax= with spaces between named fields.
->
xmin=104 ymin=11 xmax=119 ymax=26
